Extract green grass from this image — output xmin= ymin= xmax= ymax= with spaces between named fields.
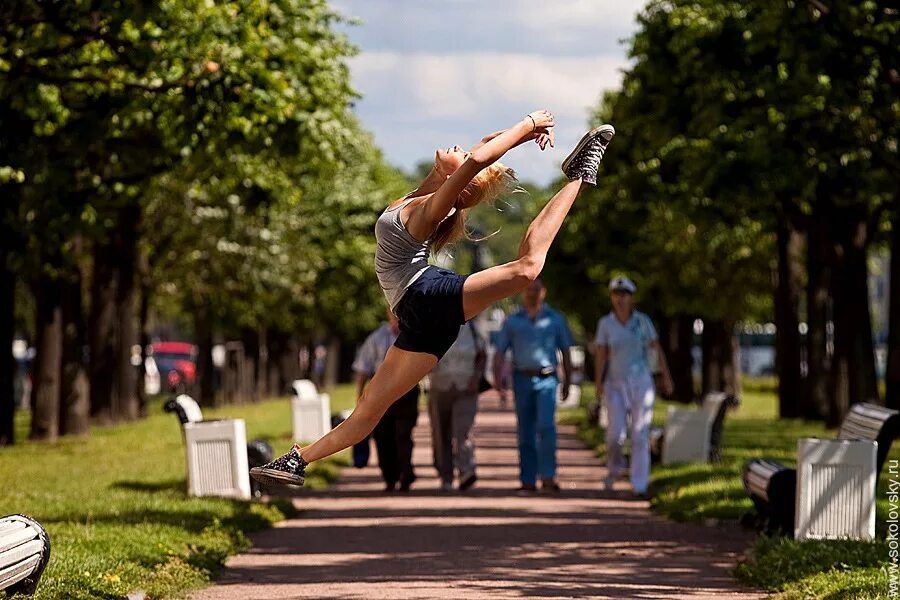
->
xmin=561 ymin=379 xmax=897 ymax=600
xmin=2 ymin=384 xmax=357 ymax=600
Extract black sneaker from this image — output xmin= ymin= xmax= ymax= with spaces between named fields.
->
xmin=249 ymin=445 xmax=307 ymax=487
xmin=561 ymin=124 xmax=615 ymax=186
xmin=458 ymin=471 xmax=477 ymax=491
xmin=398 ymin=472 xmax=416 ymax=493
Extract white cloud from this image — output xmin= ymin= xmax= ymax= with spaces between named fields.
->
xmin=348 ymin=52 xmax=626 ymax=184
xmin=331 ymin=1 xmax=646 ymax=185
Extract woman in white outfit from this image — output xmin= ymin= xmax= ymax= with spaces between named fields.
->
xmin=593 ymin=276 xmax=673 ymax=498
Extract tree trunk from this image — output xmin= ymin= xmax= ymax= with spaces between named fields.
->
xmin=828 ymin=210 xmax=878 ymax=427
xmin=59 ymin=252 xmax=90 ymax=437
xmin=241 ymin=327 xmax=261 ymax=403
xmin=887 ymin=196 xmax=900 ymax=410
xmin=258 ymin=327 xmax=269 ymax=399
xmin=701 ymin=319 xmax=739 ymax=396
xmin=115 ymin=205 xmax=140 ymax=421
xmin=774 ymin=214 xmax=804 ymax=418
xmin=658 ymin=314 xmax=695 ymax=403
xmin=30 ymin=275 xmax=62 ymax=441
xmin=195 ymin=305 xmax=215 ymax=407
xmin=324 ymin=336 xmax=340 ymax=389
xmin=89 ymin=238 xmax=118 ymax=423
xmin=805 ymin=215 xmax=831 ymax=421
xmin=137 ymin=249 xmax=150 ymax=416
xmin=0 ymin=242 xmax=15 ymax=446
xmin=276 ymin=333 xmax=302 ymax=394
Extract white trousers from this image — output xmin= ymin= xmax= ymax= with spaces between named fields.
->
xmin=605 ymin=374 xmax=655 ymax=493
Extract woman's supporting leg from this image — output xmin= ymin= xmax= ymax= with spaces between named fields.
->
xmin=462 ymin=178 xmax=584 ymax=320
xmin=299 ymin=346 xmax=437 ymax=463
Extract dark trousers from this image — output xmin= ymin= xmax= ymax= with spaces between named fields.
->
xmin=373 ymin=386 xmax=420 ymax=487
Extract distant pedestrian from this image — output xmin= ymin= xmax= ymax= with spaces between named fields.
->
xmin=493 ymin=279 xmax=573 ymax=492
xmin=352 ymin=311 xmax=419 ymax=492
xmin=594 ymin=276 xmax=673 ymax=498
xmin=428 ymin=321 xmax=487 ymax=491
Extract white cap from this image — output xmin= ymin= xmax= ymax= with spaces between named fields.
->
xmin=609 ymin=276 xmax=637 ymax=294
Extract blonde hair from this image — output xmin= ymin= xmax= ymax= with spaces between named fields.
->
xmin=431 ymin=163 xmax=517 ymax=253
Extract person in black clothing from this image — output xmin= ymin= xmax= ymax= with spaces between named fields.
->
xmin=352 ymin=311 xmax=419 ymax=492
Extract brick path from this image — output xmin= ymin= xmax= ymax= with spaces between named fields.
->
xmin=192 ymin=394 xmax=762 ymax=599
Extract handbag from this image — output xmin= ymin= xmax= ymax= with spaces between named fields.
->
xmin=469 ymin=322 xmax=493 ymax=393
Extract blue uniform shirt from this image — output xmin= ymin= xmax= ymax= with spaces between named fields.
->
xmin=495 ymin=304 xmax=573 ymax=371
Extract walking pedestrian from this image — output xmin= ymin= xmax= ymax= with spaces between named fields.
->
xmin=352 ymin=311 xmax=419 ymax=492
xmin=593 ymin=276 xmax=674 ymax=498
xmin=251 ymin=111 xmax=616 ymax=488
xmin=493 ymin=279 xmax=573 ymax=492
xmin=428 ymin=321 xmax=486 ymax=491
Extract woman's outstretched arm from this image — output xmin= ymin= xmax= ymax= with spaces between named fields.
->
xmin=408 ymin=110 xmax=554 ymax=239
xmin=470 ymin=125 xmax=553 ymax=153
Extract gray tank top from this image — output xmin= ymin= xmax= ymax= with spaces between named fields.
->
xmin=375 ymin=197 xmax=432 ymax=311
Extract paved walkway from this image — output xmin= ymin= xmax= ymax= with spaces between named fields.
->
xmin=193 ymin=394 xmax=762 ymax=599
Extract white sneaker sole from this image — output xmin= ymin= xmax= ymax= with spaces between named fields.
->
xmin=561 ymin=124 xmax=616 ymax=175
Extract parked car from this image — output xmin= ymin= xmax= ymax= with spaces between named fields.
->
xmin=151 ymin=342 xmax=197 ymax=393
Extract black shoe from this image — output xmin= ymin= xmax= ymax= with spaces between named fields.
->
xmin=398 ymin=473 xmax=416 ymax=492
xmin=384 ymin=481 xmax=397 ymax=492
xmin=249 ymin=445 xmax=307 ymax=487
xmin=561 ymin=124 xmax=615 ymax=186
xmin=518 ymin=483 xmax=537 ymax=492
xmin=541 ymin=479 xmax=561 ymax=492
xmin=459 ymin=471 xmax=477 ymax=491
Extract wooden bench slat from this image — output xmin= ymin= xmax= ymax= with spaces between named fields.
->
xmin=0 ymin=525 xmax=39 ymax=554
xmin=0 ymin=540 xmax=43 ymax=571
xmin=0 ymin=553 xmax=41 ymax=590
xmin=0 ymin=520 xmax=26 ymax=537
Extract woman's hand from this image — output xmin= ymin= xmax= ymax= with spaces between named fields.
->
xmin=525 ymin=110 xmax=555 ymax=150
xmin=526 ymin=109 xmax=555 ymax=130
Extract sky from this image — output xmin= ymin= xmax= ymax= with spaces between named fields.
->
xmin=332 ymin=0 xmax=647 ymax=187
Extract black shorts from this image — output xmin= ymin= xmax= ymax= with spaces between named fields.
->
xmin=394 ymin=266 xmax=468 ymax=359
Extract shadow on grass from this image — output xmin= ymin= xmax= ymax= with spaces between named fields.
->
xmin=110 ymin=478 xmax=185 ymax=493
xmin=40 ymin=499 xmax=285 ymax=535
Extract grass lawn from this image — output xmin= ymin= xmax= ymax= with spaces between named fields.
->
xmin=1 ymin=384 xmax=358 ymax=600
xmin=561 ymin=378 xmax=896 ymax=600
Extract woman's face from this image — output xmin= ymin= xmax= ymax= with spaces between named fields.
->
xmin=611 ymin=289 xmax=634 ymax=313
xmin=435 ymin=145 xmax=469 ymax=177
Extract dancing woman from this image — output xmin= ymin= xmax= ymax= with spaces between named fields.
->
xmin=251 ymin=111 xmax=615 ymax=486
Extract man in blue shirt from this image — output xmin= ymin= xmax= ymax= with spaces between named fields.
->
xmin=493 ymin=279 xmax=573 ymax=491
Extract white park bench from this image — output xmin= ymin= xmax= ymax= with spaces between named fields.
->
xmin=742 ymin=402 xmax=899 ymax=540
xmin=0 ymin=515 xmax=50 ymax=597
xmin=649 ymin=392 xmax=739 ymax=465
xmin=163 ymin=394 xmax=252 ymax=499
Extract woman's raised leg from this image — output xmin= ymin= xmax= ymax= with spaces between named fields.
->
xmin=462 ymin=178 xmax=585 ymax=320
xmin=298 ymin=347 xmax=437 ymax=462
